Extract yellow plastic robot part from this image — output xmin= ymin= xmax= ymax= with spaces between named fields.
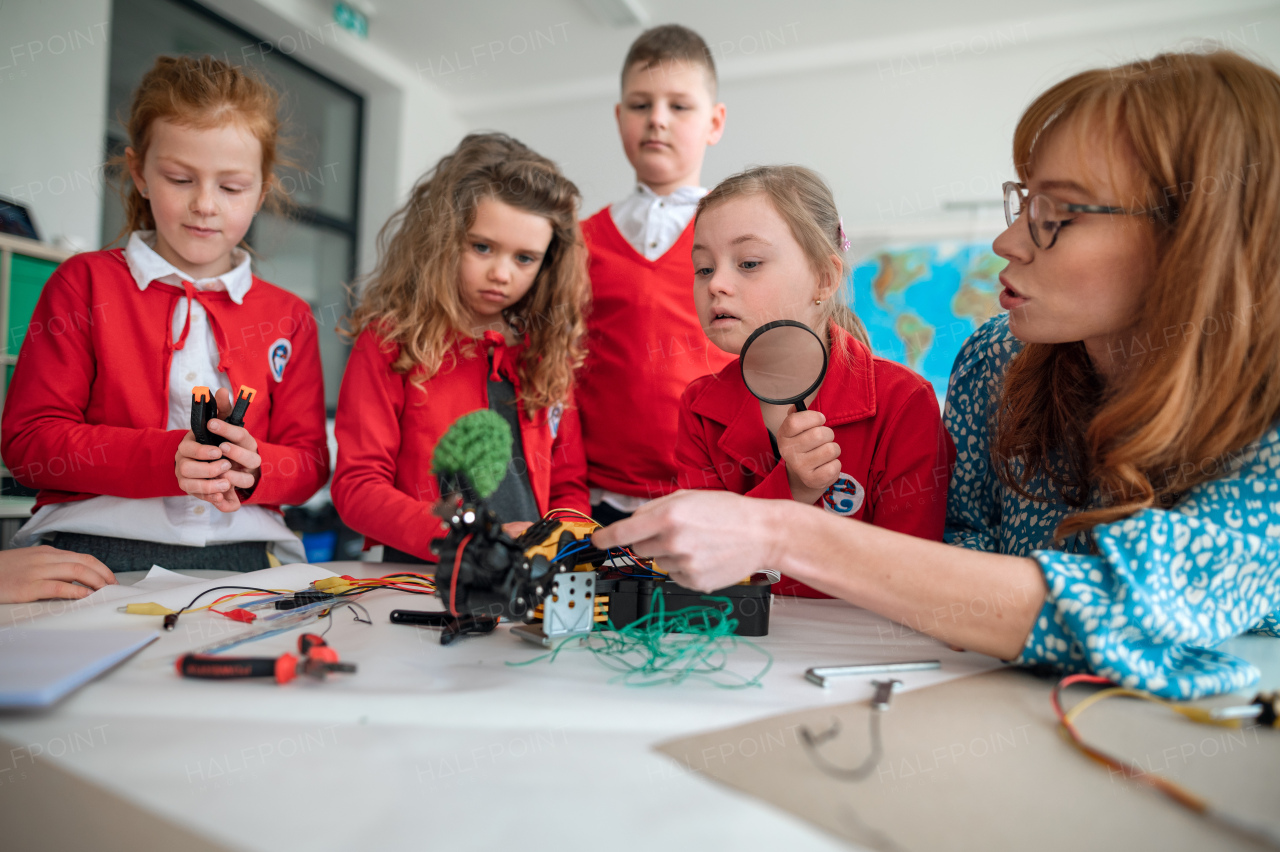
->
xmin=532 ymin=595 xmax=610 ymax=624
xmin=523 ymin=520 xmax=599 ymax=562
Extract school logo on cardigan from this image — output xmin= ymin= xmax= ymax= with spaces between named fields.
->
xmin=822 ymin=473 xmax=865 ymax=517
xmin=269 ymin=338 xmax=291 ymax=382
xmin=548 ymin=402 xmax=564 ymax=439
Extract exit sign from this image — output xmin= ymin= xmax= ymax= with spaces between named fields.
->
xmin=334 ymin=3 xmax=368 ymax=38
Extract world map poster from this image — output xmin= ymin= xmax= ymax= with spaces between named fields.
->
xmin=849 ymin=241 xmax=1007 ymax=404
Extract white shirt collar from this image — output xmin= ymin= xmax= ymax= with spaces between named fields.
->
xmin=634 ymin=183 xmax=707 ymax=206
xmin=124 ymin=231 xmax=253 ymax=305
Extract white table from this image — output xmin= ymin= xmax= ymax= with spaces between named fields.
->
xmin=0 ymin=561 xmax=1005 ymax=852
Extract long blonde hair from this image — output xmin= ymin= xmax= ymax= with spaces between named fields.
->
xmin=345 ymin=133 xmax=589 ymax=412
xmin=696 ymin=165 xmax=871 ymax=358
xmin=994 ymin=49 xmax=1280 ymax=537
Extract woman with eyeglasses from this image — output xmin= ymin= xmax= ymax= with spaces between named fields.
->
xmin=595 ymin=49 xmax=1280 ymax=699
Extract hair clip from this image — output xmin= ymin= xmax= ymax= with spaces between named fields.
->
xmin=837 ymin=217 xmax=851 ymax=252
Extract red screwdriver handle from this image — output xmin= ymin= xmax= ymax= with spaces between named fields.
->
xmin=177 ymin=653 xmax=299 ymax=684
xmin=298 ymin=633 xmax=328 ymax=655
xmin=308 ymin=646 xmax=340 ymax=664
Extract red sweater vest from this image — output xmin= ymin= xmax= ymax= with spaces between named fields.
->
xmin=578 ymin=209 xmax=734 ymax=499
xmin=1 ymin=249 xmax=329 ymax=512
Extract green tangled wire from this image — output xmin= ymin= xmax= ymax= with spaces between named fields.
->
xmin=509 ymin=588 xmax=773 ymax=688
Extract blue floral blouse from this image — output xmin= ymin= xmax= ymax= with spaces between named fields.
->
xmin=944 ymin=315 xmax=1280 ymax=699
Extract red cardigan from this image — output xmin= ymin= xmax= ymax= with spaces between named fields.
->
xmin=676 ymin=325 xmax=955 ymax=597
xmin=330 ymin=328 xmax=590 ymax=560
xmin=1 ymin=249 xmax=329 ymax=511
xmin=577 ymin=210 xmax=735 ymax=499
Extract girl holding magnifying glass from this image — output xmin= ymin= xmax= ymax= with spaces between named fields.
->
xmin=676 ymin=166 xmax=956 ymax=598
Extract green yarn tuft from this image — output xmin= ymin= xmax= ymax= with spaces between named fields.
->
xmin=431 ymin=409 xmax=513 ymax=500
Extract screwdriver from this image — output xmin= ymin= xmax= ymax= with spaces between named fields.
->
xmin=176 ymin=633 xmax=356 ymax=684
xmin=1208 ymin=691 xmax=1280 ymax=726
xmin=176 ymin=652 xmax=356 ymax=684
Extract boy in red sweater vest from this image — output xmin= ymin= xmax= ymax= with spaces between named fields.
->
xmin=577 ymin=25 xmax=731 ymax=522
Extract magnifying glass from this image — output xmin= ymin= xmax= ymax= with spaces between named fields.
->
xmin=740 ymin=320 xmax=829 ymax=461
xmin=740 ymin=320 xmax=828 ymax=412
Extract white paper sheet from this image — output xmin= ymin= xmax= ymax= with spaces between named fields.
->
xmin=81 ymin=564 xmax=203 ymax=606
xmin=0 ymin=628 xmax=159 ymax=707
xmin=102 ymin=563 xmax=339 ymax=612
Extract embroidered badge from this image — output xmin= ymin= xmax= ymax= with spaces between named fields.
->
xmin=548 ymin=402 xmax=564 ymax=440
xmin=821 ymin=472 xmax=865 ymax=517
xmin=269 ymin=338 xmax=291 ymax=382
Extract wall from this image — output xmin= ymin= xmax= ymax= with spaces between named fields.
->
xmin=460 ymin=1 xmax=1280 ymax=246
xmin=6 ymin=2 xmax=1279 ymax=271
xmin=0 ymin=0 xmax=466 ymax=278
xmin=0 ymin=0 xmax=113 ymax=251
xmin=204 ymin=0 xmax=467 ymax=278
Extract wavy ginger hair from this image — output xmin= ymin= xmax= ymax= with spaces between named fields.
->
xmin=994 ymin=50 xmax=1280 ymax=538
xmin=345 ymin=133 xmax=588 ymax=412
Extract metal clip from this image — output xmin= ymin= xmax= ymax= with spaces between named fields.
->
xmin=870 ymin=678 xmax=902 ymax=711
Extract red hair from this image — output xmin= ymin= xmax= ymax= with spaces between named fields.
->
xmin=110 ymin=54 xmax=287 ymax=243
xmin=995 ymin=50 xmax=1280 ymax=537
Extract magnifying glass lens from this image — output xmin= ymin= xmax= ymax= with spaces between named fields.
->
xmin=740 ymin=321 xmax=828 ymax=409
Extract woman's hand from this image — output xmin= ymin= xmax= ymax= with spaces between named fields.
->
xmin=776 ymin=407 xmax=841 ymax=505
xmin=174 ymin=387 xmax=262 ymax=512
xmin=593 ymin=490 xmax=790 ymax=592
xmin=0 ymin=545 xmax=116 ymax=603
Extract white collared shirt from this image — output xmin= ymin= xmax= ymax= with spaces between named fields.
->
xmin=14 ymin=232 xmax=306 ymax=563
xmin=591 ymin=185 xmax=707 ymax=514
xmin=609 ymin=183 xmax=707 ymax=261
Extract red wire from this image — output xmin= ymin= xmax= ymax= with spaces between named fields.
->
xmin=448 ymin=533 xmax=473 ymax=616
xmin=1049 ymin=673 xmax=1112 ymax=724
xmin=1051 ymin=673 xmax=1208 ymax=812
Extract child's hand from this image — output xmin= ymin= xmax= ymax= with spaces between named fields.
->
xmin=502 ymin=521 xmax=534 ymax=537
xmin=776 ymin=407 xmax=841 ymax=505
xmin=0 ymin=545 xmax=116 ymax=603
xmin=174 ymin=387 xmax=262 ymax=513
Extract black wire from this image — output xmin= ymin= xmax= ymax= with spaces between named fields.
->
xmin=172 ymin=585 xmax=285 ymax=619
xmin=320 ymin=602 xmax=372 ymax=638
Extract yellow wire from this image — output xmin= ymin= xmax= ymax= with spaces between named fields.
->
xmin=121 ymin=588 xmax=294 ymax=617
xmin=1065 ymin=687 xmax=1240 ymax=729
xmin=545 ymin=507 xmax=601 ymax=530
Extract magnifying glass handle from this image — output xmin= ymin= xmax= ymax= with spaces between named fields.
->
xmin=794 ymin=400 xmax=808 ymax=412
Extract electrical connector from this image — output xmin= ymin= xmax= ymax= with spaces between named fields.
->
xmin=118 ymin=603 xmax=177 ymax=616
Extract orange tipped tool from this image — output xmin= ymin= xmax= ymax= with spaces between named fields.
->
xmin=226 ymin=386 xmax=255 ymax=427
xmin=191 ymin=387 xmax=220 ymax=445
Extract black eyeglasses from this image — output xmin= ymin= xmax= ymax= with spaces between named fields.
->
xmin=1003 ymin=181 xmax=1150 ymax=250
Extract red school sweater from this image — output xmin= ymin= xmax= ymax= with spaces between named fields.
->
xmin=330 ymin=328 xmax=590 ymax=560
xmin=675 ymin=324 xmax=956 ymax=598
xmin=1 ymin=249 xmax=330 ymax=511
xmin=577 ymin=209 xmax=736 ymax=500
